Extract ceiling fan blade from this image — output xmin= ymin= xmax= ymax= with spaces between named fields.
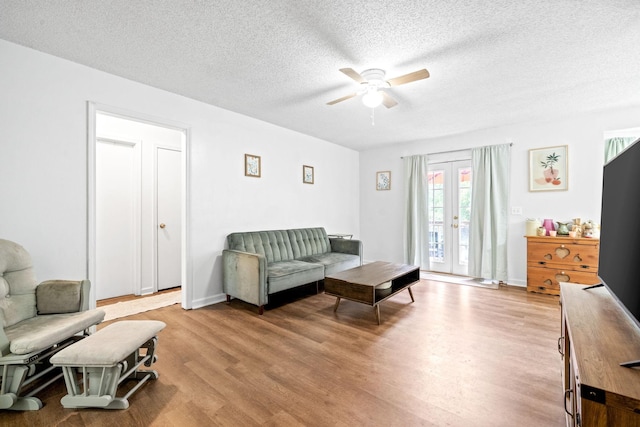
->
xmin=381 ymin=91 xmax=398 ymax=108
xmin=387 ymin=69 xmax=430 ymax=86
xmin=339 ymin=68 xmax=365 ymax=83
xmin=326 ymin=93 xmax=357 ymax=105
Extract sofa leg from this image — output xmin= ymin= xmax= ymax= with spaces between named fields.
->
xmin=226 ymin=295 xmax=231 ymax=303
xmin=258 ymin=305 xmax=264 ymax=315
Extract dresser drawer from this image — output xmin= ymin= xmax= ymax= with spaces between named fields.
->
xmin=527 ymin=261 xmax=597 ymax=274
xmin=527 ymin=266 xmax=599 ymax=295
xmin=527 ymin=240 xmax=599 ymax=269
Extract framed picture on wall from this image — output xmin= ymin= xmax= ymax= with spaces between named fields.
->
xmin=245 ymin=154 xmax=261 ymax=177
xmin=529 ymin=145 xmax=568 ymax=191
xmin=376 ymin=171 xmax=391 ymax=191
xmin=303 ymin=165 xmax=314 ymax=184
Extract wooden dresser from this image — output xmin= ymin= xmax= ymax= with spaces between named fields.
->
xmin=560 ymin=283 xmax=640 ymax=426
xmin=526 ymin=236 xmax=600 ymax=295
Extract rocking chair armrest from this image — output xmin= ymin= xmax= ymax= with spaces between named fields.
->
xmin=0 ymin=327 xmax=9 ymax=357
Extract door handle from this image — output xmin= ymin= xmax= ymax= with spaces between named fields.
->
xmin=159 ymin=223 xmax=166 ymax=229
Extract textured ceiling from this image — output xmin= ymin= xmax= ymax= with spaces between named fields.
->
xmin=1 ymin=1 xmax=639 ymax=151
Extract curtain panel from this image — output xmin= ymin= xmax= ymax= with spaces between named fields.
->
xmin=468 ymin=144 xmax=511 ymax=282
xmin=605 ymin=137 xmax=636 ymax=163
xmin=403 ymin=155 xmax=430 ymax=269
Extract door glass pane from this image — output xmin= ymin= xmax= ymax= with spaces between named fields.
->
xmin=457 ymin=167 xmax=472 ymax=265
xmin=428 ymin=170 xmax=445 ymax=263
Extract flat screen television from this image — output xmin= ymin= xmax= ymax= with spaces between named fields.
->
xmin=595 ymin=136 xmax=640 ymax=367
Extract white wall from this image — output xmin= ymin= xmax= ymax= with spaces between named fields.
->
xmin=360 ymin=107 xmax=640 ymax=286
xmin=0 ymin=39 xmax=360 ymax=308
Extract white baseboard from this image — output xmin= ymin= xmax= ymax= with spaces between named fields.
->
xmin=191 ymin=293 xmax=227 ymax=309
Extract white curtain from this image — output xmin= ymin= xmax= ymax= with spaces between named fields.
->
xmin=403 ymin=155 xmax=430 ymax=269
xmin=605 ymin=137 xmax=636 ymax=163
xmin=468 ymin=144 xmax=510 ymax=282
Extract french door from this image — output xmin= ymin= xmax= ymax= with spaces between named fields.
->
xmin=427 ymin=160 xmax=472 ymax=275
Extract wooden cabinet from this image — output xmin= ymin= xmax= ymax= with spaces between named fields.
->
xmin=560 ymin=283 xmax=640 ymax=427
xmin=526 ymin=236 xmax=600 ymax=295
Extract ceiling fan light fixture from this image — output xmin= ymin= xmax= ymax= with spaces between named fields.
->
xmin=362 ymin=89 xmax=383 ymax=108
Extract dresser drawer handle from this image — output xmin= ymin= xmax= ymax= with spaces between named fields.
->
xmin=564 ymin=389 xmax=574 ymax=417
xmin=558 ymin=336 xmax=564 ymax=356
xmin=538 ymin=261 xmax=546 ymax=265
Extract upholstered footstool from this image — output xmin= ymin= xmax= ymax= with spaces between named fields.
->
xmin=50 ymin=320 xmax=165 ymax=410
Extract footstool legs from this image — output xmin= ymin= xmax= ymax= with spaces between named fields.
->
xmin=59 ymin=336 xmax=160 ymax=410
xmin=51 ymin=320 xmax=165 ymax=410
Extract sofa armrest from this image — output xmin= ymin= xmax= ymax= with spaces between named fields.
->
xmin=330 ymin=238 xmax=363 ymax=265
xmin=222 ymin=249 xmax=268 ymax=306
xmin=36 ymin=279 xmax=91 ymax=314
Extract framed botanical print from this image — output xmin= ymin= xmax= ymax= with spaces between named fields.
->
xmin=376 ymin=171 xmax=391 ymax=191
xmin=303 ymin=165 xmax=314 ymax=184
xmin=529 ymin=145 xmax=568 ymax=191
xmin=245 ymin=154 xmax=261 ymax=178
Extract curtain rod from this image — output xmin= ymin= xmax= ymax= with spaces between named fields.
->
xmin=400 ymin=142 xmax=512 ymax=158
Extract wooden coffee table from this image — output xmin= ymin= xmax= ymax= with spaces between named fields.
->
xmin=324 ymin=261 xmax=420 ymax=324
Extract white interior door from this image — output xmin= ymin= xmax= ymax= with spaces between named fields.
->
xmin=96 ymin=138 xmax=140 ymax=300
xmin=156 ymin=147 xmax=182 ymax=290
xmin=427 ymin=160 xmax=472 ymax=276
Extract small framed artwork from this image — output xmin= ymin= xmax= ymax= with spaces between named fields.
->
xmin=376 ymin=171 xmax=391 ymax=191
xmin=245 ymin=154 xmax=261 ymax=178
xmin=303 ymin=165 xmax=314 ymax=184
xmin=529 ymin=145 xmax=568 ymax=191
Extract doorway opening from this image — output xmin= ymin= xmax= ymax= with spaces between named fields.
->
xmin=88 ymin=103 xmax=190 ymax=309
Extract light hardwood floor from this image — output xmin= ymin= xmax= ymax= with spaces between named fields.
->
xmin=2 ymin=280 xmax=565 ymax=426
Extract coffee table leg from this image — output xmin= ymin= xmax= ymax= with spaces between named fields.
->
xmin=408 ymin=286 xmax=415 ymax=302
xmin=375 ymin=305 xmax=381 ymax=325
xmin=333 ymin=297 xmax=341 ymax=312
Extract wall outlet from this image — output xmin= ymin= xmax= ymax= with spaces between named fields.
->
xmin=511 ymin=206 xmax=523 ymax=215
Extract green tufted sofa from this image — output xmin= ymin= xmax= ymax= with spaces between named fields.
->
xmin=222 ymin=227 xmax=362 ymax=314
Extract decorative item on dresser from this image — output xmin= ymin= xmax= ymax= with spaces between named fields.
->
xmin=526 ymin=235 xmax=600 ymax=295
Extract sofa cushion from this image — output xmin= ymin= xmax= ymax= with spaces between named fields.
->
xmin=287 ymin=228 xmax=331 ymax=258
xmin=267 ymin=261 xmax=324 ymax=294
xmin=297 ymin=252 xmax=361 ymax=276
xmin=227 ymin=230 xmax=295 ymax=263
xmin=5 ymin=309 xmax=106 ymax=355
xmin=226 ymin=228 xmax=333 ymax=265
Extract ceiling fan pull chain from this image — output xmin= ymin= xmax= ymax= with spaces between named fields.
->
xmin=371 ymin=108 xmax=375 ymax=126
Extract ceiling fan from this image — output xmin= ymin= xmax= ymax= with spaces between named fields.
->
xmin=327 ymin=67 xmax=430 ymax=109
